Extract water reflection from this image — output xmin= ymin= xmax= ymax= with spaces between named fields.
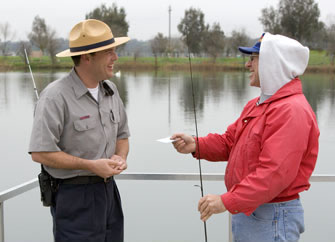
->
xmin=0 ymin=70 xmax=334 ymax=176
xmin=301 ymin=74 xmax=335 ymax=117
xmin=111 ymin=74 xmax=129 ymax=107
xmin=0 ymin=72 xmax=8 ymax=110
xmin=1 ymin=70 xmax=335 ymax=121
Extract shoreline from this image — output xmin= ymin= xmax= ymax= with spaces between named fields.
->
xmin=0 ymin=56 xmax=334 ymax=73
xmin=1 ymin=63 xmax=335 ymax=73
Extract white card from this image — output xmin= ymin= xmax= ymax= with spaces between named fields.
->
xmin=156 ymin=136 xmax=176 ymax=143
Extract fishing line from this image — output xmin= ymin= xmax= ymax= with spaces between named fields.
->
xmin=186 ymin=34 xmax=208 ymax=242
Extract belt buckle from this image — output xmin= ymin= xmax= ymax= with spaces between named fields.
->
xmin=104 ymin=177 xmax=107 ymax=183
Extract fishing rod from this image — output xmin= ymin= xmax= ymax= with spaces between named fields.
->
xmin=186 ymin=34 xmax=208 ymax=242
xmin=24 ymin=48 xmax=55 ymax=207
xmin=24 ymin=48 xmax=39 ymax=100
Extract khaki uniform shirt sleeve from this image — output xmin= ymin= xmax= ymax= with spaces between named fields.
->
xmin=115 ymin=90 xmax=130 ymax=140
xmin=29 ymin=95 xmax=64 ymax=153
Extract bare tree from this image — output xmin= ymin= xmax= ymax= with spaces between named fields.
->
xmin=224 ymin=37 xmax=233 ymax=57
xmin=46 ymin=28 xmax=60 ymax=65
xmin=170 ymin=37 xmax=186 ymax=57
xmin=133 ymin=47 xmax=141 ymax=62
xmin=0 ymin=22 xmax=15 ymax=56
xmin=16 ymin=41 xmax=32 ymax=65
xmin=28 ymin=16 xmax=48 ymax=55
xmin=326 ymin=23 xmax=335 ymax=65
xmin=230 ymin=29 xmax=251 ymax=57
xmin=28 ymin=16 xmax=60 ymax=64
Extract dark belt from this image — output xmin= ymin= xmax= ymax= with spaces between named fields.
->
xmin=60 ymin=176 xmax=112 ymax=185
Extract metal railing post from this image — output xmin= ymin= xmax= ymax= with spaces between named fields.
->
xmin=0 ymin=202 xmax=4 ymax=242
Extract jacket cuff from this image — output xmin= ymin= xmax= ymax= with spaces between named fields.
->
xmin=221 ymin=192 xmax=240 ymax=214
xmin=192 ymin=137 xmax=204 ymax=159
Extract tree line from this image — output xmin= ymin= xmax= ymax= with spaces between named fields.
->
xmin=0 ymin=0 xmax=335 ymax=65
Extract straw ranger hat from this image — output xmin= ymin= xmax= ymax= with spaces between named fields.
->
xmin=56 ymin=19 xmax=130 ymax=57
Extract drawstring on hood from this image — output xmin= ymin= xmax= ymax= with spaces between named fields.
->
xmin=259 ymin=33 xmax=309 ymax=96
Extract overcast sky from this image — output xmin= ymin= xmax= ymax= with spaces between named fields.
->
xmin=1 ymin=0 xmax=335 ymax=41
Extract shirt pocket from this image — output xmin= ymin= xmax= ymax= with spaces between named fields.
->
xmin=73 ymin=117 xmax=97 ymax=132
xmin=110 ymin=110 xmax=120 ymax=124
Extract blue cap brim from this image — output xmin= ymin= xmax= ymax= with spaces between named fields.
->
xmin=238 ymin=46 xmax=260 ymax=55
xmin=238 ymin=33 xmax=264 ymax=55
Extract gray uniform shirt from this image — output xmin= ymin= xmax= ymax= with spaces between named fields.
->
xmin=29 ymin=68 xmax=130 ymax=178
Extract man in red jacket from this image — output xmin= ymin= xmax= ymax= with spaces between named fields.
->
xmin=172 ymin=33 xmax=319 ymax=242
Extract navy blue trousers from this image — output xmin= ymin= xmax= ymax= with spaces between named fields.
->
xmin=51 ymin=178 xmax=123 ymax=242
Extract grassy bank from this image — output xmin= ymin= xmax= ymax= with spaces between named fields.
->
xmin=0 ymin=50 xmax=334 ymax=73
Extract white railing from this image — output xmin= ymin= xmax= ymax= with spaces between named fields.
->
xmin=1 ymin=173 xmax=334 ymax=242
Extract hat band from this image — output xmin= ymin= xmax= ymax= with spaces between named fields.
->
xmin=70 ymin=38 xmax=115 ymax=53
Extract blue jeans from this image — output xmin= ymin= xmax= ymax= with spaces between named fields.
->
xmin=232 ymin=199 xmax=304 ymax=242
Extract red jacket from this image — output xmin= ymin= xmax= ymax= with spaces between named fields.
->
xmin=194 ymin=78 xmax=319 ymax=216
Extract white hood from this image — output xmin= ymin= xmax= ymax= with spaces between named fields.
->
xmin=259 ymin=33 xmax=309 ymax=95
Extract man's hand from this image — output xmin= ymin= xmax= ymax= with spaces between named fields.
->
xmin=31 ymin=151 xmax=126 ymax=178
xmin=198 ymin=194 xmax=227 ymax=221
xmin=171 ymin=133 xmax=196 ymax=154
xmin=89 ymin=158 xmax=123 ymax=178
xmin=110 ymin=154 xmax=127 ymax=171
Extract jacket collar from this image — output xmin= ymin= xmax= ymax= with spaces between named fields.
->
xmin=262 ymin=77 xmax=302 ymax=104
xmin=245 ymin=78 xmax=302 ymax=118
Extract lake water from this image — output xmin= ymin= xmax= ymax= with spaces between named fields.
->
xmin=0 ymin=70 xmax=334 ymax=242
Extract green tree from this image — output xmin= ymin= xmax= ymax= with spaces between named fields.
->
xmin=203 ymin=22 xmax=225 ymax=62
xmin=85 ymin=3 xmax=129 ymax=37
xmin=177 ymin=8 xmax=206 ymax=55
xmin=259 ymin=6 xmax=281 ymax=34
xmin=279 ymin=0 xmax=323 ymax=42
xmin=259 ymin=0 xmax=324 ymax=43
xmin=150 ymin=33 xmax=168 ymax=67
xmin=28 ymin=16 xmax=48 ymax=54
xmin=306 ymin=25 xmax=327 ymax=50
